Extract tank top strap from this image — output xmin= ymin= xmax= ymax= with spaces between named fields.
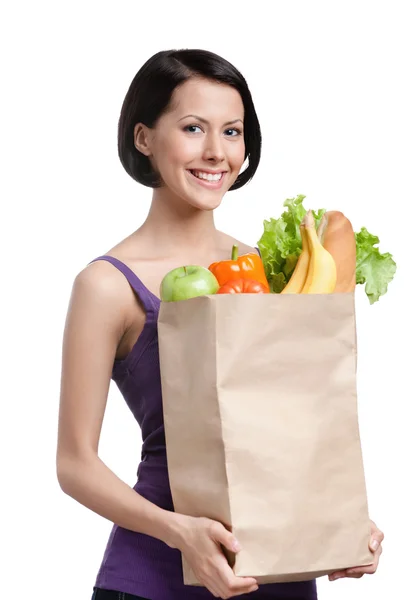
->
xmin=88 ymin=255 xmax=159 ymax=319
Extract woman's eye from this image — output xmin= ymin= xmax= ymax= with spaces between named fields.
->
xmin=184 ymin=125 xmax=203 ymax=133
xmin=224 ymin=128 xmax=243 ymax=137
xmin=184 ymin=125 xmax=243 ymax=137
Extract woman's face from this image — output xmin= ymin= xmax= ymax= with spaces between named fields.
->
xmin=137 ymin=77 xmax=246 ymax=211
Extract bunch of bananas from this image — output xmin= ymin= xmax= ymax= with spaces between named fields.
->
xmin=281 ymin=210 xmax=337 ymax=294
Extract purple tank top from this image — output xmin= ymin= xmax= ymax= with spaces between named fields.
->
xmin=89 ymin=255 xmax=318 ymax=600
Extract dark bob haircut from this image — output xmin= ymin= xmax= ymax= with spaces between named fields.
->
xmin=118 ymin=49 xmax=262 ymax=191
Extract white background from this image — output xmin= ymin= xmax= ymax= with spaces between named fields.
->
xmin=2 ymin=1 xmax=413 ymax=599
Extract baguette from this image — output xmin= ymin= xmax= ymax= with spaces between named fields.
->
xmin=318 ymin=211 xmax=356 ymax=293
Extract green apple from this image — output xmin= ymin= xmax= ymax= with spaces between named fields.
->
xmin=160 ymin=265 xmax=220 ymax=301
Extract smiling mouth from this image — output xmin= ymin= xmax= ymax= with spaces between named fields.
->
xmin=188 ymin=169 xmax=226 ymax=183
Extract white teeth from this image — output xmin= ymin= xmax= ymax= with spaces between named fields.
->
xmin=192 ymin=170 xmax=223 ymax=182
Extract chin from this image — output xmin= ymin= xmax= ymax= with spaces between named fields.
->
xmin=185 ymin=191 xmax=225 ymax=211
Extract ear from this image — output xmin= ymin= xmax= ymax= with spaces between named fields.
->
xmin=134 ymin=123 xmax=153 ymax=156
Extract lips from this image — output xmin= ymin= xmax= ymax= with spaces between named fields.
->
xmin=187 ymin=169 xmax=227 ymax=189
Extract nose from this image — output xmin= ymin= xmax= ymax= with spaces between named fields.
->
xmin=202 ymin=132 xmax=225 ymax=164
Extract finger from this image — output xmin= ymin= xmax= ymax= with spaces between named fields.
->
xmin=371 ymin=544 xmax=383 ymax=563
xmin=215 ymin=556 xmax=258 ymax=597
xmin=346 ymin=561 xmax=378 ymax=577
xmin=369 ymin=524 xmax=384 ymax=552
xmin=370 ymin=536 xmax=383 ymax=552
xmin=346 ymin=543 xmax=382 ymax=576
xmin=220 ymin=563 xmax=258 ymax=592
xmin=221 ymin=575 xmax=259 ymax=598
xmin=329 ymin=570 xmax=347 ymax=581
xmin=211 ymin=522 xmax=242 ymax=554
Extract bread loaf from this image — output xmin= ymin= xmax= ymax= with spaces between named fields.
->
xmin=319 ymin=211 xmax=356 ymax=292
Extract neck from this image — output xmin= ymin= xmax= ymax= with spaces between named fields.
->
xmin=137 ymin=187 xmax=220 ymax=257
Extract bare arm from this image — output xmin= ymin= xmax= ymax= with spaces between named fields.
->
xmin=56 ymin=262 xmax=181 ymax=546
xmin=56 ymin=262 xmax=258 ymax=598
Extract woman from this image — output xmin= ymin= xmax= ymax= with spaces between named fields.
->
xmin=57 ymin=48 xmax=383 ymax=600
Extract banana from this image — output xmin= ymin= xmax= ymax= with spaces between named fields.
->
xmin=281 ymin=221 xmax=310 ymax=294
xmin=301 ymin=210 xmax=337 ymax=294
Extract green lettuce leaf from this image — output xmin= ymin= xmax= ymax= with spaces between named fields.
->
xmin=355 ymin=227 xmax=397 ymax=304
xmin=257 ymin=195 xmax=325 ymax=293
xmin=257 ymin=195 xmax=396 ymax=303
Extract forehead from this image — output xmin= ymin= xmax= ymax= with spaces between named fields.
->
xmin=167 ymin=78 xmax=244 ymax=120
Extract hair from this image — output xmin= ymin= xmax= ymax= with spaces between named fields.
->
xmin=118 ymin=49 xmax=262 ymax=191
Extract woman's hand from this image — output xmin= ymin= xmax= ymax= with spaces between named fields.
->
xmin=172 ymin=514 xmax=259 ymax=598
xmin=328 ymin=519 xmax=384 ymax=581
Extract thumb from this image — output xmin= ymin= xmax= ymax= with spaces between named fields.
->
xmin=213 ymin=523 xmax=242 ymax=553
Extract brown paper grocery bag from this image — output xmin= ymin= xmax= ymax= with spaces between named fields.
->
xmin=158 ymin=292 xmax=373 ymax=585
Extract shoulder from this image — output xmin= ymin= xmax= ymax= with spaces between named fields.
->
xmin=69 ymin=259 xmax=134 ymax=331
xmin=74 ymin=259 xmax=128 ymax=300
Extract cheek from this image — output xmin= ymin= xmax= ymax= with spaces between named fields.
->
xmin=175 ymin=140 xmax=201 ymax=164
xmin=159 ymin=132 xmax=199 ymax=167
xmin=230 ymin=141 xmax=246 ymax=169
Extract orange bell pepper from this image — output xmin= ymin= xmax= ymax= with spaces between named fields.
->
xmin=217 ymin=279 xmax=269 ymax=294
xmin=209 ymin=245 xmax=270 ymax=291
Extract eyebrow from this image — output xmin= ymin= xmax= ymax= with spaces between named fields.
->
xmin=178 ymin=114 xmax=243 ymax=126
